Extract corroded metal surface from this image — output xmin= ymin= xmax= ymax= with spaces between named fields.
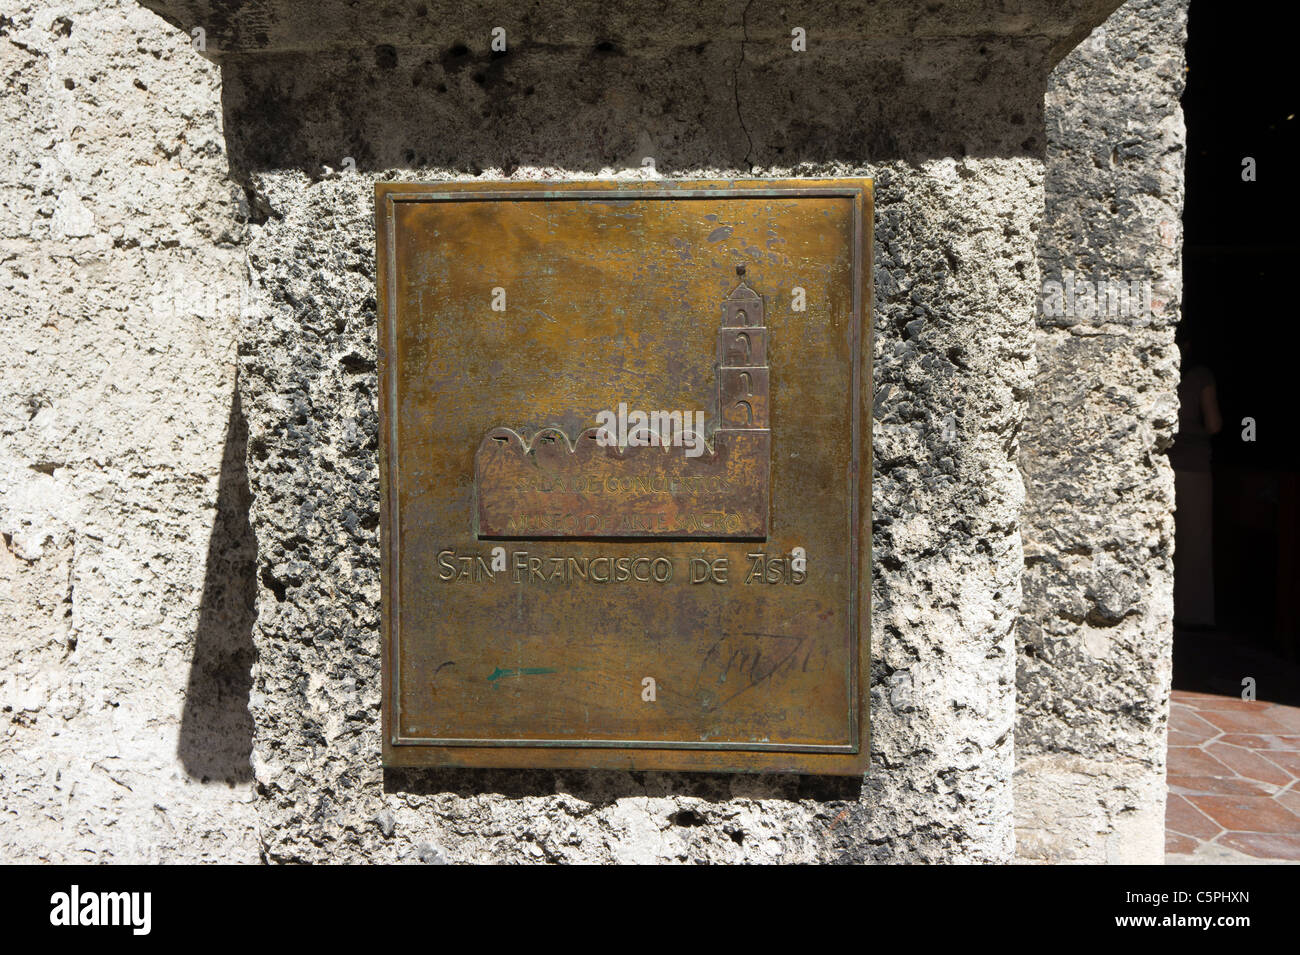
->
xmin=378 ymin=179 xmax=872 ymax=774
xmin=475 ymin=426 xmax=771 ymax=539
xmin=475 ymin=268 xmax=771 ymax=539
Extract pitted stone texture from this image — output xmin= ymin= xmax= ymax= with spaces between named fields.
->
xmin=238 ymin=152 xmax=1036 ymax=863
xmin=0 ymin=1 xmax=258 ymax=862
xmin=1015 ymin=753 xmax=1166 ymax=864
xmin=141 ymin=0 xmax=1123 ymax=59
xmin=1015 ymin=0 xmax=1186 ymax=863
xmin=217 ymin=35 xmax=1054 ymax=173
xmin=0 ymin=0 xmax=1171 ymax=864
xmin=222 ymin=24 xmax=1055 ymax=862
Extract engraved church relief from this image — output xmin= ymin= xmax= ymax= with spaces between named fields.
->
xmin=474 ymin=266 xmax=772 ymax=540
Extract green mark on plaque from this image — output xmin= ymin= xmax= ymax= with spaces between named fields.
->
xmin=487 ymin=666 xmax=558 ymax=685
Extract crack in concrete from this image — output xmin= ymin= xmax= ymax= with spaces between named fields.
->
xmin=733 ymin=0 xmax=755 ymax=169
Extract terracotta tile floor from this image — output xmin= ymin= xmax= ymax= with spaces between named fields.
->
xmin=1166 ymin=690 xmax=1300 ymax=862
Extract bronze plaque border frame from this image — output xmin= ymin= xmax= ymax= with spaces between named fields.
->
xmin=377 ymin=179 xmax=872 ymax=774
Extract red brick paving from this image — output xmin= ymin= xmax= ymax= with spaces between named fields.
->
xmin=1277 ymin=789 xmax=1300 ymax=815
xmin=1165 ymin=794 xmax=1220 ymax=840
xmin=1168 ymin=745 xmax=1231 ymax=777
xmin=1166 ymin=690 xmax=1300 ymax=860
xmin=1168 ymin=773 xmax=1273 ymax=797
xmin=1197 ymin=707 xmax=1295 ymax=734
xmin=1217 ymin=733 xmax=1300 ymax=751
xmin=1171 ymin=707 xmax=1220 ymax=736
xmin=1187 ymin=795 xmax=1300 ymax=833
xmin=1204 ymin=741 xmax=1292 ymax=786
xmin=1263 ymin=751 xmax=1300 ymax=777
xmin=1217 ymin=832 xmax=1300 ymax=861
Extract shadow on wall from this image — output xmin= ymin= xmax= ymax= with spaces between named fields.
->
xmin=215 ymin=36 xmax=1052 ymax=178
xmin=166 ymin=14 xmax=1064 ymax=814
xmin=383 ymin=765 xmax=867 ymax=804
xmin=178 ymin=386 xmax=256 ymax=784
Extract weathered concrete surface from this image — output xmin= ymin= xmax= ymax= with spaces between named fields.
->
xmin=230 ymin=20 xmax=1046 ymax=860
xmin=0 ymin=0 xmax=1182 ymax=864
xmin=141 ymin=0 xmax=1122 ymax=61
xmin=1015 ymin=0 xmax=1187 ymax=863
xmin=0 ymin=0 xmax=258 ymax=861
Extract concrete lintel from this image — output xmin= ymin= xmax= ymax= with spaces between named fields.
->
xmin=141 ymin=1 xmax=1123 ymax=62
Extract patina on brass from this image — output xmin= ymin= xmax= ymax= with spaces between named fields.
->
xmin=378 ymin=179 xmax=871 ymax=774
xmin=475 ymin=267 xmax=770 ymax=539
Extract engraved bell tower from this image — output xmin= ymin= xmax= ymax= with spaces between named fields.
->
xmin=717 ymin=265 xmax=769 ymax=430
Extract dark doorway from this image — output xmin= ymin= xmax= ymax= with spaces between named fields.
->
xmin=1174 ymin=5 xmax=1300 ymax=704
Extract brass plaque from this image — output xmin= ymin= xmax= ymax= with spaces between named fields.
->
xmin=378 ymin=179 xmax=871 ymax=774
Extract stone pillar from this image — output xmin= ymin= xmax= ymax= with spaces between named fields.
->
xmin=1015 ymin=0 xmax=1187 ymax=863
xmin=0 ymin=0 xmax=259 ymax=862
xmin=2 ymin=0 xmax=1196 ymax=865
xmin=138 ymin=0 xmax=1129 ymax=863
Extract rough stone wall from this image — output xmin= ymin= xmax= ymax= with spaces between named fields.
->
xmin=229 ymin=28 xmax=1044 ymax=862
xmin=1016 ymin=0 xmax=1187 ymax=863
xmin=0 ymin=1 xmax=258 ymax=861
xmin=0 ymin=0 xmax=1184 ymax=865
